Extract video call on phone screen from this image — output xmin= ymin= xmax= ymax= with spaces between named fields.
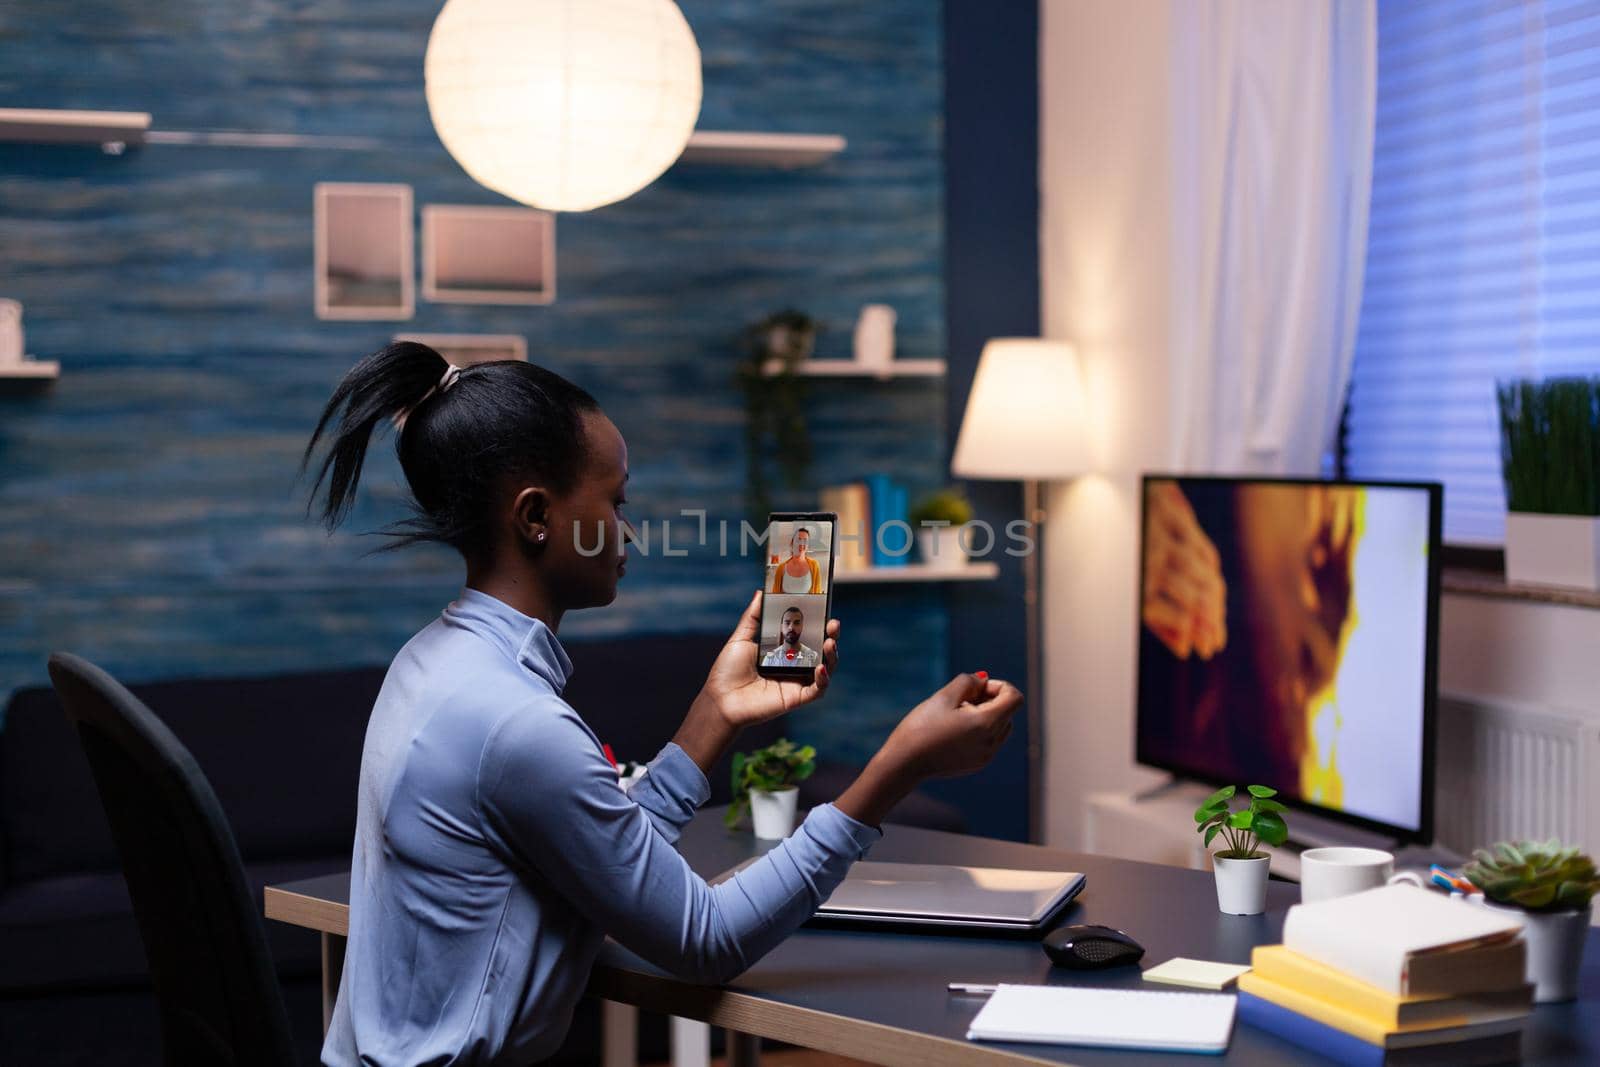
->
xmin=760 ymin=517 xmax=834 ymax=673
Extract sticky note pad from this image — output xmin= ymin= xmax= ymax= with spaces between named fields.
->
xmin=1141 ymin=957 xmax=1252 ymax=990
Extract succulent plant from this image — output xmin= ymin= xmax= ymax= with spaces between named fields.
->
xmin=1464 ymin=839 xmax=1600 ymax=912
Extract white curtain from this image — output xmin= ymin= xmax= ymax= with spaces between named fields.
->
xmin=1166 ymin=0 xmax=1376 ymax=474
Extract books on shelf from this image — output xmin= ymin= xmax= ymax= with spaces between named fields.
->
xmin=1236 ymin=886 xmax=1532 ymax=1066
xmin=862 ymin=473 xmax=908 ymax=568
xmin=819 ymin=483 xmax=872 ymax=572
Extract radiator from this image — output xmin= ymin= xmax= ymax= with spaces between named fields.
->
xmin=1434 ymin=696 xmax=1598 ymax=856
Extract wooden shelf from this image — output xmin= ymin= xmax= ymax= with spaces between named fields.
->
xmin=833 ymin=562 xmax=999 ymax=584
xmin=678 ymin=131 xmax=845 ymax=168
xmin=764 ymin=359 xmax=946 ymax=380
xmin=0 ymin=108 xmax=150 ymax=148
xmin=0 ymin=360 xmax=60 ymax=381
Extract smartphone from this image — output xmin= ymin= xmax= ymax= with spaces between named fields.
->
xmin=756 ymin=511 xmax=838 ymax=682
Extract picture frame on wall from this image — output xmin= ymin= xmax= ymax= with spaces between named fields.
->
xmin=314 ymin=183 xmax=415 ymax=320
xmin=422 ymin=204 xmax=556 ymax=305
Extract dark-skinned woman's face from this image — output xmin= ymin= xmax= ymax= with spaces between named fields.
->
xmin=538 ymin=411 xmax=631 ymax=610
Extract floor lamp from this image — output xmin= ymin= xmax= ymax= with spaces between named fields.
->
xmin=952 ymin=338 xmax=1089 ymax=843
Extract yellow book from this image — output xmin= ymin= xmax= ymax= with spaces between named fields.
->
xmin=1250 ymin=945 xmax=1532 ymax=1030
xmin=1237 ymin=973 xmax=1528 ymax=1049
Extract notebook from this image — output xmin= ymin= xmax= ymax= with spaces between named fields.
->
xmin=965 ymin=983 xmax=1237 ymax=1053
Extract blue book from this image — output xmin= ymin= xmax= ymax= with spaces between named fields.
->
xmin=1237 ymin=993 xmax=1520 ymax=1067
xmin=863 ymin=474 xmax=908 ymax=567
xmin=1238 ymin=992 xmax=1388 ymax=1067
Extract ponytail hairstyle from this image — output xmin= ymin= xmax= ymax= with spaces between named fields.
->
xmin=302 ymin=341 xmax=599 ymax=558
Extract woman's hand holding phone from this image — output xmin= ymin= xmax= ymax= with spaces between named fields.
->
xmin=836 ymin=673 xmax=1023 ymax=828
xmin=673 ymin=590 xmax=841 ymax=774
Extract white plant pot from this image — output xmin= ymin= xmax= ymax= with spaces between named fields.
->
xmin=749 ymin=787 xmax=799 ymax=840
xmin=1485 ymin=901 xmax=1590 ymax=1003
xmin=1213 ymin=854 xmax=1270 ymax=916
xmin=1504 ymin=513 xmax=1600 ymax=591
xmin=916 ymin=526 xmax=970 ymax=571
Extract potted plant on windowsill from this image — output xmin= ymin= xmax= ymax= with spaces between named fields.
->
xmin=1496 ymin=376 xmax=1600 ymax=590
xmin=1194 ymin=785 xmax=1290 ymax=916
xmin=725 ymin=738 xmax=816 ymax=840
xmin=910 ymin=489 xmax=976 ymax=571
xmin=1465 ymin=839 xmax=1599 ymax=1003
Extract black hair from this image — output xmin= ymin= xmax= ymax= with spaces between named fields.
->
xmin=302 ymin=341 xmax=599 ymax=557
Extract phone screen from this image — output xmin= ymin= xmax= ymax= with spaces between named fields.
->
xmin=756 ymin=512 xmax=837 ymax=681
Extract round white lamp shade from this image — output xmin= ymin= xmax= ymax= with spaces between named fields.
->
xmin=425 ymin=0 xmax=703 ymax=213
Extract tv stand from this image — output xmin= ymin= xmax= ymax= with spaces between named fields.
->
xmin=1085 ymin=785 xmax=1463 ymax=882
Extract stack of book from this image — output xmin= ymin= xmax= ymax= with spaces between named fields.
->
xmin=1238 ymin=884 xmax=1532 ymax=1066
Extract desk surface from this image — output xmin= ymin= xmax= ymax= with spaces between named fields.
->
xmin=266 ymin=809 xmax=1600 ymax=1067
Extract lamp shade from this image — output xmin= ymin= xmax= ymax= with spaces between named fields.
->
xmin=425 ymin=0 xmax=702 ymax=213
xmin=951 ymin=338 xmax=1090 ymax=480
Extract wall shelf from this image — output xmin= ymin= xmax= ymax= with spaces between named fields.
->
xmin=678 ymin=131 xmax=845 ymax=168
xmin=0 ymin=360 xmax=61 ymax=381
xmin=764 ymin=358 xmax=945 ymax=380
xmin=0 ymin=108 xmax=150 ymax=149
xmin=833 ymin=562 xmax=999 ymax=584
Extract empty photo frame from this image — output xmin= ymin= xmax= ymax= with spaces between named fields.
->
xmin=315 ymin=183 xmax=415 ymax=320
xmin=391 ymin=333 xmax=528 ymax=367
xmin=422 ymin=204 xmax=556 ymax=305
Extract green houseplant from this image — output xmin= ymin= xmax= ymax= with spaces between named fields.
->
xmin=909 ymin=489 xmax=975 ymax=570
xmin=1496 ymin=376 xmax=1600 ymax=589
xmin=725 ymin=738 xmax=816 ymax=839
xmin=736 ymin=310 xmax=816 ymax=521
xmin=1194 ymin=785 xmax=1290 ymax=915
xmin=1465 ymin=839 xmax=1599 ymax=1002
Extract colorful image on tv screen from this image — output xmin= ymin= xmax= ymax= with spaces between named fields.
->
xmin=1137 ymin=478 xmax=1434 ymax=833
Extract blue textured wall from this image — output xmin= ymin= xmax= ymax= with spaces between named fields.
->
xmin=0 ymin=0 xmax=949 ymax=769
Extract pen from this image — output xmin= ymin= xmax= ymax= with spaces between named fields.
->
xmin=948 ymin=983 xmax=999 ymax=995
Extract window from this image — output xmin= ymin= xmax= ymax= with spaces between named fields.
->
xmin=1347 ymin=0 xmax=1600 ymax=545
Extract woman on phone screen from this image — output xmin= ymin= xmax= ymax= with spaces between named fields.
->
xmin=305 ymin=342 xmax=1023 ymax=1067
xmin=770 ymin=524 xmax=823 ymax=593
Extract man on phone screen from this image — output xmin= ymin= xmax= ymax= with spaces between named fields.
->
xmin=761 ymin=606 xmax=820 ymax=668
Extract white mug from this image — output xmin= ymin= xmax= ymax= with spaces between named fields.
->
xmin=1299 ymin=847 xmax=1423 ymax=903
xmin=853 ymin=304 xmax=896 ymax=367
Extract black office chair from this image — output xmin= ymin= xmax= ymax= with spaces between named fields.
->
xmin=46 ymin=652 xmax=298 ymax=1067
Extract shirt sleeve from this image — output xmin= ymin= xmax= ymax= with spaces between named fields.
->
xmin=625 ymin=742 xmax=709 ymax=845
xmin=477 ymin=701 xmax=880 ymax=985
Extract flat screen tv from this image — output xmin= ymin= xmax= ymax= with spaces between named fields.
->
xmin=1135 ymin=475 xmax=1442 ymax=843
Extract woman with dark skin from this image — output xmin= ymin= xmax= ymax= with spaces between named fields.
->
xmin=303 ymin=342 xmax=1022 ymax=1066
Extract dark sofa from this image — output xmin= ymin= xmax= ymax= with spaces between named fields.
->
xmin=0 ymin=631 xmax=962 ymax=1066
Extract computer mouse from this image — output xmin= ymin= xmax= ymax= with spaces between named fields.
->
xmin=1042 ymin=924 xmax=1145 ymax=970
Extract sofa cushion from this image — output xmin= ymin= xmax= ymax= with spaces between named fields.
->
xmin=1 ymin=667 xmax=384 ymax=885
xmin=0 ymin=856 xmax=342 ymax=993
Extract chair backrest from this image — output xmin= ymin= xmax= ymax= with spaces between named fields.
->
xmin=46 ymin=652 xmax=297 ymax=1067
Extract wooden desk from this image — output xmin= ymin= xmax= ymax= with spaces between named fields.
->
xmin=266 ymin=808 xmax=1600 ymax=1066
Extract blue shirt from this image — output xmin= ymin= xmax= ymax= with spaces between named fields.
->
xmin=322 ymin=589 xmax=880 ymax=1067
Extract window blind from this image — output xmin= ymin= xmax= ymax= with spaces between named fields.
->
xmin=1348 ymin=0 xmax=1600 ymax=544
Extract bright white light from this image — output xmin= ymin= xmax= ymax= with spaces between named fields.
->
xmin=425 ymin=0 xmax=703 ymax=213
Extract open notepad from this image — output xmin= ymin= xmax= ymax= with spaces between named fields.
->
xmin=966 ymin=984 xmax=1238 ymax=1053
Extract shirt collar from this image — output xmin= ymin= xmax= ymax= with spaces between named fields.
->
xmin=443 ymin=587 xmax=575 ymax=694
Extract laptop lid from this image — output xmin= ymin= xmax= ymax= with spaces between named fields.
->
xmin=713 ymin=859 xmax=1085 ymax=931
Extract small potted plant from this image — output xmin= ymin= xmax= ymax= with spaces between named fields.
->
xmin=1496 ymin=376 xmax=1600 ymax=590
xmin=725 ymin=738 xmax=816 ymax=840
xmin=909 ymin=489 xmax=975 ymax=571
xmin=1194 ymin=785 xmax=1289 ymax=916
xmin=1464 ymin=839 xmax=1599 ymax=1002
